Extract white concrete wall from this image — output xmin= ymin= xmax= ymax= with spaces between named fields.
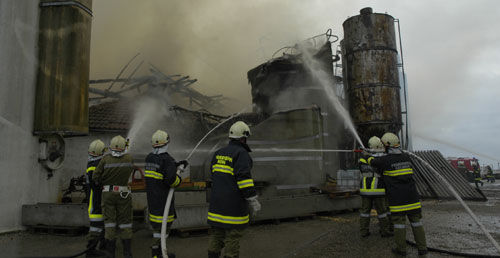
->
xmin=0 ymin=0 xmax=61 ymax=233
xmin=61 ymin=133 xmax=116 ymax=181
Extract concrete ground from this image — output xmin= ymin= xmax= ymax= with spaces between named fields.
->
xmin=2 ymin=182 xmax=500 ymax=258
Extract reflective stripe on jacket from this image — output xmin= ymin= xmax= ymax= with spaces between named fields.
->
xmin=359 ymin=156 xmax=386 ymax=196
xmin=144 ymin=152 xmax=181 ymax=224
xmin=359 ymin=176 xmax=386 ymax=196
xmin=93 ymin=154 xmax=134 ymax=187
xmin=208 ymin=140 xmax=257 ymax=229
xmin=86 ymin=158 xmax=103 ymax=221
xmin=368 ymin=149 xmax=421 ymax=214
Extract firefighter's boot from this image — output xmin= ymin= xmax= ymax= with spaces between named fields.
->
xmin=208 ymin=251 xmax=221 ymax=258
xmin=387 ymin=213 xmax=394 ymax=234
xmin=123 ymin=239 xmax=133 ymax=258
xmin=97 ymin=231 xmax=106 ymax=250
xmin=104 ymin=239 xmax=116 ymax=258
xmin=411 ymin=223 xmax=427 ymax=255
xmin=379 ymin=217 xmax=393 ymax=237
xmin=151 ymin=246 xmax=161 ymax=258
xmin=359 ymin=215 xmax=370 ymax=237
xmin=393 ymin=224 xmax=407 ymax=255
xmin=85 ymin=238 xmax=100 ymax=257
xmin=151 ymin=245 xmax=177 ymax=258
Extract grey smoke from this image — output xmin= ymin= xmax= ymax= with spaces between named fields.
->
xmin=90 ymin=0 xmax=500 ymax=165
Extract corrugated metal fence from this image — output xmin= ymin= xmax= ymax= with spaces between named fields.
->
xmin=410 ymin=150 xmax=486 ymax=201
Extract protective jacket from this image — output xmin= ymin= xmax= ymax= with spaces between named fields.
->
xmin=474 ymin=169 xmax=482 ymax=181
xmin=144 ymin=152 xmax=181 ymax=224
xmin=368 ymin=149 xmax=421 ymax=214
xmin=93 ymin=154 xmax=134 ymax=187
xmin=486 ymin=168 xmax=494 ymax=178
xmin=208 ymin=140 xmax=257 ymax=229
xmin=86 ymin=157 xmax=104 ymax=222
xmin=359 ymin=157 xmax=385 ymax=196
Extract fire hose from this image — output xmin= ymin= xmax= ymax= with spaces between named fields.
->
xmin=283 ymin=149 xmax=500 ymax=258
xmin=160 ymin=106 xmax=250 ymax=258
xmin=404 ymin=150 xmax=500 ymax=255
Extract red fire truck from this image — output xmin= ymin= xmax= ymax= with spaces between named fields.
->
xmin=447 ymin=157 xmax=480 ymax=182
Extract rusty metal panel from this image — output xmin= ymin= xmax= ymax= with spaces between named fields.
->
xmin=247 ymin=43 xmax=333 ymax=116
xmin=410 ymin=150 xmax=486 ymax=201
xmin=247 ymin=43 xmax=341 ymax=173
xmin=342 ymin=8 xmax=401 ymax=141
xmin=34 ymin=0 xmax=93 ymax=135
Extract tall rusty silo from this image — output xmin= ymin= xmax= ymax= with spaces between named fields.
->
xmin=34 ymin=0 xmax=93 ymax=135
xmin=342 ymin=7 xmax=402 ymax=142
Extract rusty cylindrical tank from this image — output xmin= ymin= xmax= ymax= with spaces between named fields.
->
xmin=34 ymin=0 xmax=93 ymax=135
xmin=342 ymin=7 xmax=402 ymax=143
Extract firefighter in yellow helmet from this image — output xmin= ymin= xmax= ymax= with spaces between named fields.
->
xmin=368 ymin=132 xmax=427 ymax=256
xmin=358 ymin=136 xmax=392 ymax=238
xmin=85 ymin=140 xmax=107 ymax=257
xmin=207 ymin=121 xmax=260 ymax=258
xmin=93 ymin=135 xmax=135 ymax=258
xmin=145 ymin=130 xmax=187 ymax=258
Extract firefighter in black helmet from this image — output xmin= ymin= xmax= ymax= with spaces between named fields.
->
xmin=207 ymin=121 xmax=261 ymax=258
xmin=368 ymin=133 xmax=427 ymax=256
xmin=144 ymin=129 xmax=187 ymax=258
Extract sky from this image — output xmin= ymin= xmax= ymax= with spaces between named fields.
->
xmin=89 ymin=0 xmax=500 ymax=167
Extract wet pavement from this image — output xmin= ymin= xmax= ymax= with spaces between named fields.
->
xmin=2 ymin=182 xmax=499 ymax=258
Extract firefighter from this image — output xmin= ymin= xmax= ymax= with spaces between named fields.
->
xmin=486 ymin=165 xmax=495 ymax=183
xmin=93 ymin=135 xmax=135 ymax=258
xmin=85 ymin=139 xmax=107 ymax=257
xmin=359 ymin=136 xmax=392 ymax=238
xmin=144 ymin=130 xmax=188 ymax=258
xmin=368 ymin=133 xmax=427 ymax=256
xmin=473 ymin=164 xmax=484 ymax=188
xmin=207 ymin=121 xmax=261 ymax=258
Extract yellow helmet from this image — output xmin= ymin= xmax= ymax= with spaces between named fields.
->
xmin=368 ymin=136 xmax=384 ymax=150
xmin=229 ymin=121 xmax=251 ymax=139
xmin=110 ymin=135 xmax=127 ymax=151
xmin=152 ymin=130 xmax=170 ymax=147
xmin=88 ymin=139 xmax=106 ymax=156
xmin=381 ymin=132 xmax=400 ymax=147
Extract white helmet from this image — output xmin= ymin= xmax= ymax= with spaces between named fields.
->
xmin=229 ymin=121 xmax=251 ymax=139
xmin=110 ymin=135 xmax=127 ymax=151
xmin=381 ymin=132 xmax=400 ymax=148
xmin=88 ymin=139 xmax=106 ymax=156
xmin=152 ymin=130 xmax=170 ymax=147
xmin=368 ymin=136 xmax=384 ymax=150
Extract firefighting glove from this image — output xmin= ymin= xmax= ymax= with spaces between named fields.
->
xmin=176 ymin=160 xmax=189 ymax=169
xmin=246 ymin=195 xmax=261 ymax=216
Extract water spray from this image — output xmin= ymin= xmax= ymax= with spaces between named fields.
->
xmin=297 ymin=40 xmax=365 ymax=149
xmin=404 ymin=150 xmax=500 ymax=254
xmin=160 ymin=105 xmax=251 ymax=258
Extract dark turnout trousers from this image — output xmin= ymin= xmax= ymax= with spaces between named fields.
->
xmin=208 ymin=227 xmax=244 ymax=258
xmin=102 ymin=191 xmax=133 ymax=240
xmin=150 ymin=221 xmax=173 ymax=258
xmin=392 ymin=212 xmax=427 ymax=253
xmin=360 ymin=196 xmax=391 ymax=236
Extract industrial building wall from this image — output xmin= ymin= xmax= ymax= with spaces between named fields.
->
xmin=61 ymin=133 xmax=115 ymax=183
xmin=0 ymin=1 xmax=58 ymax=233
